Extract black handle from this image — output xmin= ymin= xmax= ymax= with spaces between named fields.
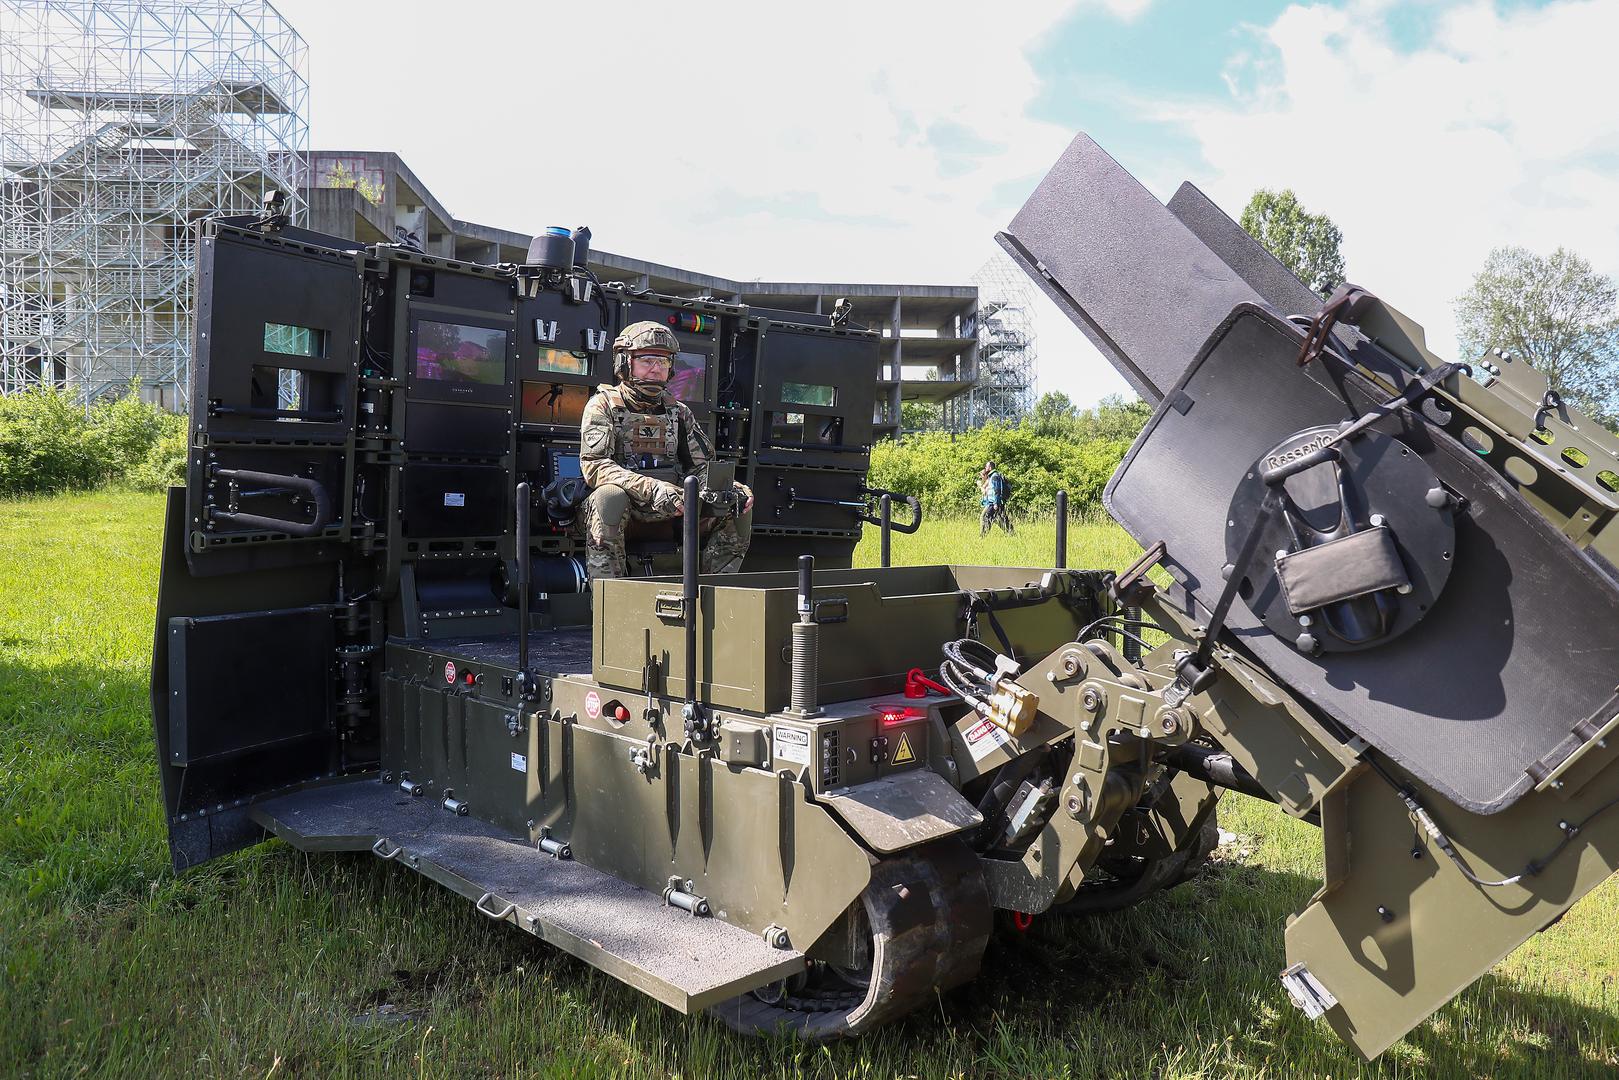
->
xmin=516 ymin=481 xmax=533 ymax=698
xmin=1055 ymin=489 xmax=1068 ymax=569
xmin=682 ymin=474 xmax=700 ymax=712
xmin=860 ymin=487 xmax=923 ymax=534
xmin=210 ymin=468 xmax=332 ymax=537
xmin=209 ymin=403 xmax=343 ymax=423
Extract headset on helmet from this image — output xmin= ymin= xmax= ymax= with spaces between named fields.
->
xmin=612 ymin=321 xmax=679 ymax=378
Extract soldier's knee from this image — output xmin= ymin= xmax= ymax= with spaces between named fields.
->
xmin=585 ymin=484 xmax=630 ymax=540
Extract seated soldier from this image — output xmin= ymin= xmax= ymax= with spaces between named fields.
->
xmin=579 ymin=321 xmax=753 ymax=579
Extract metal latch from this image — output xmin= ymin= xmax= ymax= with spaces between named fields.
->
xmin=654 ymin=592 xmax=687 ymax=621
xmin=1280 ymin=962 xmax=1339 ymax=1020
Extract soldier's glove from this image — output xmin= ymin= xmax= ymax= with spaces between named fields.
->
xmin=699 ymin=482 xmax=746 ymax=517
xmin=652 ymin=481 xmax=684 ymax=515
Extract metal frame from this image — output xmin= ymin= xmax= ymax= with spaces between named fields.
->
xmin=0 ymin=0 xmax=308 ymax=408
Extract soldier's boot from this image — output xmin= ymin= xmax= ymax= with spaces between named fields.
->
xmin=583 ymin=483 xmax=631 ymax=579
xmin=700 ymin=502 xmax=753 ymax=574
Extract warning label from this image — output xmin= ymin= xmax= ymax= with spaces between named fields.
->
xmin=962 ymin=717 xmax=1011 ymax=762
xmin=443 ymin=661 xmax=457 ymax=685
xmin=891 ymin=730 xmax=917 ymax=766
xmin=511 ymin=752 xmax=527 ymax=773
xmin=773 ymin=725 xmax=810 ymax=765
xmin=584 ymin=690 xmax=601 ymax=719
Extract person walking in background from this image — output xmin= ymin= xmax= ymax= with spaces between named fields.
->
xmin=979 ymin=460 xmax=1014 ymax=536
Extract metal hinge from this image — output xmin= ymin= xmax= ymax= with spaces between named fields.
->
xmin=1279 ymin=962 xmax=1338 ymax=1020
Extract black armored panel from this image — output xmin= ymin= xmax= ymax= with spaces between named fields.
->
xmin=1002 ymin=132 xmax=1619 ymax=814
xmin=157 ymin=217 xmax=886 ymax=864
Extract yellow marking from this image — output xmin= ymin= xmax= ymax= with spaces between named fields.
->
xmin=891 ymin=730 xmax=916 ymax=766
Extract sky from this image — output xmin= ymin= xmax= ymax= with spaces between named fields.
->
xmin=270 ymin=0 xmax=1619 ymax=407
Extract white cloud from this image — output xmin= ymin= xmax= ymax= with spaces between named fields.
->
xmin=266 ymin=0 xmax=1154 ymax=406
xmin=274 ymin=0 xmax=1077 ymax=284
xmin=1155 ymin=0 xmax=1619 ymax=361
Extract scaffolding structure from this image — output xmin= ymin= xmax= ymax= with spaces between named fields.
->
xmin=0 ymin=0 xmax=307 ymax=407
xmin=962 ymin=254 xmax=1037 ymax=426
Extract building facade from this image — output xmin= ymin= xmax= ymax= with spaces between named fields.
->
xmin=306 ymin=150 xmax=981 ymax=440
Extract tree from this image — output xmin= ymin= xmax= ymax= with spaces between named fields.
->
xmin=1239 ymin=189 xmax=1346 ymax=297
xmin=1027 ymin=391 xmax=1076 ymax=436
xmin=1454 ymin=246 xmax=1619 ymax=426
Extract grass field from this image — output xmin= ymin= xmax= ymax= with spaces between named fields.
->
xmin=2 ymin=491 xmax=1616 ymax=1078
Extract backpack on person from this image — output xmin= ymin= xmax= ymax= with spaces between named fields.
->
xmin=994 ymin=472 xmax=1012 ymax=503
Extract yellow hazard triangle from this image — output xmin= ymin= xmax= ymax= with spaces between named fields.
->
xmin=890 ymin=730 xmax=916 ymax=766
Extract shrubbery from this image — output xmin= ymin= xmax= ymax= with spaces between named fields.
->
xmin=0 ymin=386 xmax=187 ymax=496
xmin=0 ymin=383 xmax=1149 ymax=509
xmin=870 ymin=394 xmax=1150 ymax=517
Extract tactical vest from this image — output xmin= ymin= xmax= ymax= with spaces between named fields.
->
xmin=604 ymin=388 xmax=683 ymax=484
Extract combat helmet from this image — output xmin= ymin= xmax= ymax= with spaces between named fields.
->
xmin=613 ymin=320 xmax=679 ymax=379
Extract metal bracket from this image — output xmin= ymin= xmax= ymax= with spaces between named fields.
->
xmin=1280 ymin=962 xmax=1339 ymax=1020
xmin=370 ymin=837 xmax=401 ymax=860
xmin=475 ymin=892 xmax=517 ymax=921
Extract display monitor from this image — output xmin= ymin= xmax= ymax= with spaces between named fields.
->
xmin=552 ymin=451 xmax=582 ymax=480
xmin=415 ymin=321 xmax=508 ymax=386
xmin=668 ymin=350 xmax=707 ymax=403
xmin=534 ymin=347 xmax=592 ymax=376
xmin=521 ymin=381 xmax=593 ymax=427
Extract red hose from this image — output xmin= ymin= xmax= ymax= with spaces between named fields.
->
xmin=905 ymin=667 xmax=954 ymax=699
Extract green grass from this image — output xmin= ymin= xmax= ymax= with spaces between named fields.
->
xmin=2 ymin=493 xmax=1616 ymax=1078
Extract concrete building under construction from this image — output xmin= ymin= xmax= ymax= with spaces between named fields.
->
xmin=0 ymin=0 xmax=1032 ymax=434
xmin=305 ymin=150 xmax=995 ymax=439
xmin=0 ymin=0 xmax=308 ymax=407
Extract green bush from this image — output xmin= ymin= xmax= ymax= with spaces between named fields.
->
xmin=0 ymin=385 xmax=185 ymax=496
xmin=0 ymin=388 xmax=102 ymax=496
xmin=868 ymin=395 xmax=1149 ymax=517
xmin=126 ymin=412 xmax=188 ymax=492
xmin=86 ymin=389 xmax=174 ymax=483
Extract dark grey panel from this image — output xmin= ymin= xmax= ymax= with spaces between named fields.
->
xmin=255 ymin=779 xmax=804 ymax=1011
xmin=1106 ymin=305 xmax=1619 ymax=813
xmin=426 ymin=629 xmax=595 ymax=676
xmin=995 ymin=133 xmax=1261 ymax=402
xmin=1166 ymin=182 xmax=1324 ymax=316
xmin=168 ymin=607 xmax=333 ymax=763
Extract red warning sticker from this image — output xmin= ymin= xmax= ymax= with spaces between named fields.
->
xmin=443 ymin=661 xmax=456 ymax=685
xmin=584 ymin=690 xmax=602 ymax=719
xmin=963 ymin=716 xmax=1011 ymax=761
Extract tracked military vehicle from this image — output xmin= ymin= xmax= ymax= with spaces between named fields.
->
xmin=151 ymin=134 xmax=1619 ymax=1060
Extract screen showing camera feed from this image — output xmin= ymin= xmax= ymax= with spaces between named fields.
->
xmin=535 ymin=347 xmax=592 ymax=376
xmin=782 ymin=382 xmax=836 ymax=407
xmin=415 ymin=321 xmax=508 ymax=385
xmin=668 ymin=350 xmax=706 ymax=403
xmin=521 ymin=381 xmax=593 ymax=427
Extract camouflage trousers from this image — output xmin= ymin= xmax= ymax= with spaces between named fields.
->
xmin=581 ymin=483 xmax=753 ymax=579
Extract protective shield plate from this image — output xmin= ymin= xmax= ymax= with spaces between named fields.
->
xmin=1106 ymin=304 xmax=1619 ymax=813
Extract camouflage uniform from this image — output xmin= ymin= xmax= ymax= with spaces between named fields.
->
xmin=578 ymin=382 xmax=753 ymax=579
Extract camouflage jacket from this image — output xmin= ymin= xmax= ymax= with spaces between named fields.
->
xmin=578 ymin=383 xmax=714 ymax=507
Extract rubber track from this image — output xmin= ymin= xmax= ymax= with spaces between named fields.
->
xmin=709 ymin=840 xmax=991 ymax=1040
